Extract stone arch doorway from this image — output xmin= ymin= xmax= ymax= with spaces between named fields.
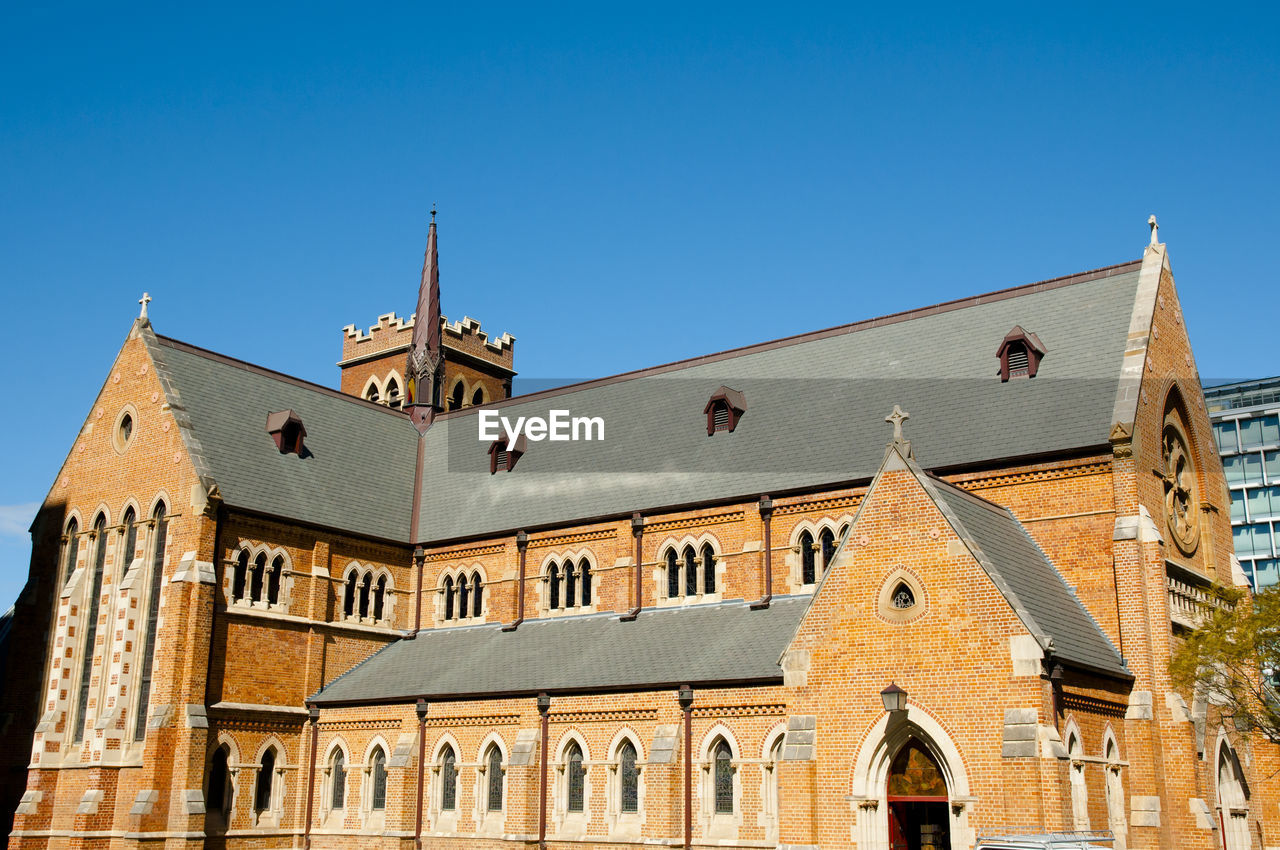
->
xmin=1217 ymin=738 xmax=1251 ymax=850
xmin=850 ymin=706 xmax=973 ymax=850
xmin=887 ymin=738 xmax=950 ymax=850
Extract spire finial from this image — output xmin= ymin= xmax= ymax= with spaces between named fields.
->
xmin=885 ymin=405 xmax=909 ymax=442
xmin=1148 ymin=214 xmax=1159 ymax=246
xmin=138 ymin=292 xmax=152 ymax=320
xmin=431 ymin=204 xmax=437 ymax=224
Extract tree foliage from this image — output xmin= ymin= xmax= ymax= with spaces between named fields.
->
xmin=1170 ymin=585 xmax=1280 ymax=742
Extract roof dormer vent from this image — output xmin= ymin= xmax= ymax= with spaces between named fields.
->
xmin=266 ymin=410 xmax=307 ymax=455
xmin=704 ymin=386 xmax=747 ymax=436
xmin=996 ymin=327 xmax=1046 ymax=382
xmin=489 ymin=434 xmax=527 ymax=474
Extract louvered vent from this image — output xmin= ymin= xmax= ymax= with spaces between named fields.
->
xmin=1007 ymin=344 xmax=1030 ymax=376
xmin=493 ymin=449 xmax=508 ymax=470
xmin=712 ymin=404 xmax=730 ymax=431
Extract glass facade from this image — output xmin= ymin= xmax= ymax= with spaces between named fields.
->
xmin=1206 ymin=377 xmax=1280 ymax=590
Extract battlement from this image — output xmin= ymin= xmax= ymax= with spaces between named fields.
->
xmin=338 ymin=311 xmax=516 ymax=405
xmin=340 ymin=312 xmax=515 ymax=367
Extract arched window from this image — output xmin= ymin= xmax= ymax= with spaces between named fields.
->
xmin=580 ymin=558 xmax=592 ymax=605
xmin=1068 ymin=732 xmax=1089 ymax=830
xmin=458 ymin=574 xmax=470 ymax=618
xmin=255 ymin=747 xmax=276 ymax=813
xmin=267 ymin=555 xmax=283 ymax=605
xmin=799 ymin=530 xmax=816 ymax=585
xmin=713 ymin=739 xmax=734 ymax=814
xmin=120 ymin=507 xmax=137 ymax=575
xmin=449 ymin=381 xmax=465 ymax=411
xmin=471 ymin=573 xmax=483 ymax=618
xmin=683 ymin=545 xmax=697 ymax=597
xmin=472 ymin=386 xmax=485 ymax=406
xmin=1105 ymin=737 xmax=1126 ymax=842
xmin=549 ymin=564 xmax=561 ymax=610
xmin=373 ymin=575 xmax=387 ymax=621
xmin=359 ymin=572 xmax=372 ymax=619
xmin=330 ymin=749 xmax=347 ymax=810
xmin=767 ymin=734 xmax=783 ymax=822
xmin=343 ymin=570 xmax=356 ymax=617
xmin=565 ymin=560 xmax=577 ymax=608
xmin=250 ymin=552 xmax=266 ymax=602
xmin=440 ymin=745 xmax=458 ymax=810
xmin=819 ymin=527 xmax=836 ymax=573
xmin=566 ymin=741 xmax=585 ymax=812
xmin=208 ymin=745 xmax=231 ymax=822
xmin=73 ymin=513 xmax=108 ymax=743
xmin=233 ymin=550 xmax=249 ymax=601
xmin=61 ymin=518 xmax=78 ymax=585
xmin=134 ymin=503 xmax=167 ymax=740
xmin=1219 ymin=743 xmax=1251 ymax=850
xmin=619 ymin=740 xmax=639 ymax=813
xmin=443 ymin=576 xmax=455 ymax=621
xmin=486 ymin=744 xmax=504 ymax=811
xmin=891 ymin=582 xmax=916 ymax=609
xmin=385 ymin=378 xmax=401 ymax=410
xmin=701 ymin=543 xmax=716 ymax=594
xmin=370 ymin=746 xmax=388 ymax=811
xmin=665 ymin=548 xmax=679 ymax=598
xmin=365 ymin=382 xmax=381 ymax=404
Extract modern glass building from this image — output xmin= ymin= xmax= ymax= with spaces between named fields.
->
xmin=1206 ymin=377 xmax=1280 ymax=590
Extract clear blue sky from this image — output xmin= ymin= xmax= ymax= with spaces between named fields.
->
xmin=2 ymin=3 xmax=1277 ymax=608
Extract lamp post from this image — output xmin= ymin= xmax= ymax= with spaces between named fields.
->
xmin=880 ymin=682 xmax=907 ymax=713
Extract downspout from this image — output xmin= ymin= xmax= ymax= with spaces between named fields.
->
xmin=537 ymin=693 xmax=551 ymax=849
xmin=414 ymin=699 xmax=428 ymax=850
xmin=679 ymin=685 xmax=694 ymax=849
xmin=502 ymin=531 xmax=529 ymax=632
xmin=410 ymin=546 xmax=425 ymax=637
xmin=302 ymin=704 xmax=319 ymax=850
xmin=621 ymin=513 xmax=644 ymax=621
xmin=749 ymin=496 xmax=774 ymax=610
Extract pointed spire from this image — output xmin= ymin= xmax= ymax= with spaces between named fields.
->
xmin=406 ymin=208 xmax=444 ymax=429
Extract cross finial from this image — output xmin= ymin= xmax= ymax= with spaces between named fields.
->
xmin=1148 ymin=214 xmax=1159 ymax=246
xmin=885 ymin=405 xmax=910 ymax=442
xmin=431 ymin=204 xmax=437 ymax=224
xmin=138 ymin=292 xmax=152 ymax=320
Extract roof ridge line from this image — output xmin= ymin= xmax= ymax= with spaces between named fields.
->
xmin=431 ymin=257 xmax=1143 ymax=420
xmin=154 ymin=334 xmax=411 ymax=417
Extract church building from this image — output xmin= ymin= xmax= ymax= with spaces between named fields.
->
xmin=2 ymin=218 xmax=1273 ymax=850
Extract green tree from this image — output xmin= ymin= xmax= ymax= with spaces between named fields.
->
xmin=1170 ymin=585 xmax=1280 ymax=742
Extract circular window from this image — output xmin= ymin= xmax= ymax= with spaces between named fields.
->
xmin=112 ymin=406 xmax=138 ymax=455
xmin=1161 ymin=411 xmax=1200 ymax=556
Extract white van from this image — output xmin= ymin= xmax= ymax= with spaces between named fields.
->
xmin=974 ymin=830 xmax=1114 ymax=850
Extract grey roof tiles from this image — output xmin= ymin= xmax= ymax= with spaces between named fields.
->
xmin=310 ymin=596 xmax=810 ymax=704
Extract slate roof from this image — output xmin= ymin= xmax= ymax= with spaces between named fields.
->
xmin=146 ymin=333 xmax=420 ymax=542
xmin=925 ymin=474 xmax=1128 ymax=677
xmin=310 ymin=596 xmax=809 ymax=705
xmin=416 ymin=261 xmax=1143 ymax=543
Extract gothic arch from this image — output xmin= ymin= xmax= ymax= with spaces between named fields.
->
xmin=361 ymin=375 xmax=384 ymax=404
xmin=849 ymin=704 xmax=973 ymax=850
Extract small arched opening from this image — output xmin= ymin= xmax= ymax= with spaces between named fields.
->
xmin=886 ymin=738 xmax=949 ymax=850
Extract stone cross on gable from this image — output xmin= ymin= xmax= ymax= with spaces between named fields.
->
xmin=138 ymin=292 xmax=151 ymax=320
xmin=1148 ymin=214 xmax=1159 ymax=246
xmin=885 ymin=405 xmax=909 ymax=441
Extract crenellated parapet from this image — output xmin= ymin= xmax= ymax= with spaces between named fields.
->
xmin=338 ymin=312 xmax=516 ymax=404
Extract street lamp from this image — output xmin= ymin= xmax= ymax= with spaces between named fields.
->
xmin=880 ymin=682 xmax=907 ymax=712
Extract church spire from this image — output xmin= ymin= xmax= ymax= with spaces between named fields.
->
xmin=406 ymin=208 xmax=443 ymax=430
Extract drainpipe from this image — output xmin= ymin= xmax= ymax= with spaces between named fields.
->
xmin=621 ymin=513 xmax=644 ymax=621
xmin=502 ymin=531 xmax=529 ymax=632
xmin=410 ymin=546 xmax=425 ymax=637
xmin=302 ymin=704 xmax=319 ymax=850
xmin=414 ymin=699 xmax=428 ymax=850
xmin=679 ymin=685 xmax=694 ymax=849
xmin=749 ymin=496 xmax=774 ymax=610
xmin=537 ymin=692 xmax=551 ymax=849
